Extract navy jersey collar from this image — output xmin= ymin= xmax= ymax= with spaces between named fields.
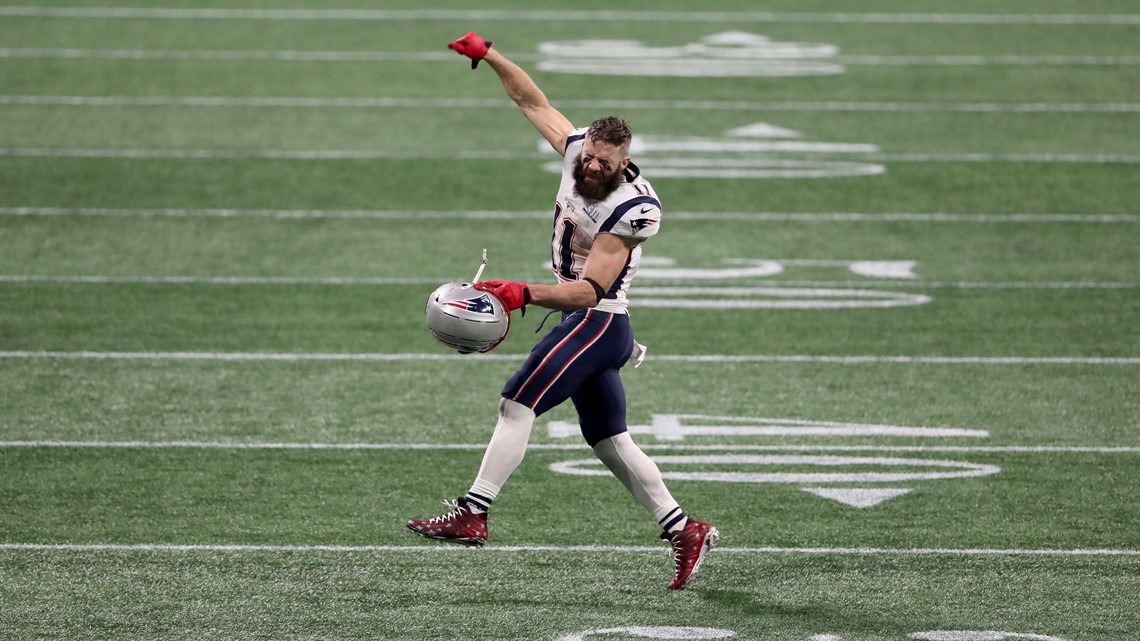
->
xmin=623 ymin=160 xmax=641 ymax=182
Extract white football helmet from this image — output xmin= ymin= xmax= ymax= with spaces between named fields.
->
xmin=425 ymin=282 xmax=510 ymax=354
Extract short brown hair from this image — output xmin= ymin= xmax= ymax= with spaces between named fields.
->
xmin=587 ymin=116 xmax=632 ymax=153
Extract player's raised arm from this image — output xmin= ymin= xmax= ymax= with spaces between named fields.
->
xmin=448 ymin=32 xmax=574 ymax=156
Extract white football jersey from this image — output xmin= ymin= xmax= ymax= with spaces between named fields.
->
xmin=550 ymin=127 xmax=662 ymax=314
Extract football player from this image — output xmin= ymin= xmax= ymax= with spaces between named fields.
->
xmin=408 ymin=33 xmax=718 ymax=590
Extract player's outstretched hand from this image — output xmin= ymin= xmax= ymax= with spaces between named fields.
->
xmin=475 ymin=280 xmax=530 ymax=314
xmin=448 ymin=32 xmax=494 ymax=69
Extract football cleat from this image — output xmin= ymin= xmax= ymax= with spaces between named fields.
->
xmin=661 ymin=519 xmax=719 ymax=590
xmin=406 ymin=498 xmax=488 ymax=546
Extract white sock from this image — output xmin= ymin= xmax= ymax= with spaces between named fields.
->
xmin=467 ymin=398 xmax=536 ymax=510
xmin=592 ymin=432 xmax=687 ymax=533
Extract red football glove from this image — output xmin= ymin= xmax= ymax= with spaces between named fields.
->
xmin=448 ymin=32 xmax=494 ymax=69
xmin=475 ymin=280 xmax=530 ymax=314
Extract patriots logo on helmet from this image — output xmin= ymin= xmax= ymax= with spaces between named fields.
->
xmin=443 ymin=294 xmax=496 ymax=314
xmin=426 ymin=282 xmax=510 ymax=354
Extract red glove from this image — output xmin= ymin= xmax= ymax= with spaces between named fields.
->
xmin=475 ymin=280 xmax=530 ymax=314
xmin=448 ymin=32 xmax=494 ymax=69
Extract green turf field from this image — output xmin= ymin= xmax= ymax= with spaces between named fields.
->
xmin=2 ymin=2 xmax=1139 ymax=640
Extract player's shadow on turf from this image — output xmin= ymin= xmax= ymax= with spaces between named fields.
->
xmin=700 ymin=588 xmax=819 ymax=615
xmin=699 ymin=589 xmax=895 ymax=633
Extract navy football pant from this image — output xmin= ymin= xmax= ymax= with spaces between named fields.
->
xmin=502 ymin=309 xmax=634 ymax=446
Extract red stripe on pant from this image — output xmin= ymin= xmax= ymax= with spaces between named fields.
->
xmin=516 ymin=309 xmax=611 ymax=410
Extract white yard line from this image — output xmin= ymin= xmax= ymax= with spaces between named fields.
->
xmin=868 ymin=152 xmax=1140 ymax=163
xmin=0 ymin=207 xmax=551 ymax=219
xmin=650 ymin=355 xmax=1140 ymax=364
xmin=766 ymin=281 xmax=1137 ymax=289
xmin=0 ymin=48 xmax=459 ymax=62
xmin=1 ymin=542 xmax=1137 ymax=556
xmin=0 ymin=350 xmax=524 ymax=362
xmin=2 ymin=208 xmax=1137 ymax=223
xmin=0 ymin=147 xmax=542 ymax=160
xmin=0 ymin=275 xmax=1134 ymax=290
xmin=2 ymin=48 xmax=1138 ymax=66
xmin=2 ymin=441 xmax=1138 ymax=453
xmin=1 ymin=351 xmax=1137 ymax=364
xmin=666 ymin=212 xmax=1140 ymax=223
xmin=4 ymin=96 xmax=1139 ymax=113
xmin=0 ymin=275 xmax=441 ymax=285
xmin=2 ymin=148 xmax=1138 ymax=164
xmin=841 ymin=55 xmax=1140 ymax=65
xmin=0 ymin=8 xmax=1137 ymax=25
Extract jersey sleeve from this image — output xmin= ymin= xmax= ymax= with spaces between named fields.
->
xmin=561 ymin=128 xmax=588 ymax=168
xmin=600 ymin=197 xmax=662 ymax=241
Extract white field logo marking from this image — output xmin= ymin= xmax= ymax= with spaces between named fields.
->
xmin=547 ymin=415 xmax=989 ymax=441
xmin=543 ymin=120 xmax=884 ymax=179
xmin=555 ymin=627 xmax=736 ymax=641
xmin=555 ymin=629 xmax=1071 ymax=641
xmin=549 ymin=455 xmax=1002 ymax=483
xmin=548 ymin=415 xmax=997 ymax=508
xmin=631 ymin=286 xmax=931 ymax=309
xmin=538 ymin=257 xmax=930 ymax=309
xmin=911 ymin=633 xmax=1071 ymax=641
xmin=627 ymin=257 xmax=930 ymax=309
xmin=637 ymin=257 xmax=918 ymax=280
xmin=537 ymin=31 xmax=843 ymax=77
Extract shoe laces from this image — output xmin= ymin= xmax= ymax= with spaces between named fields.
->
xmin=425 ymin=499 xmax=466 ymax=524
xmin=664 ymin=531 xmax=686 ymax=574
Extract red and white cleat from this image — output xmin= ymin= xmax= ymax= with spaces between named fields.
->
xmin=406 ymin=498 xmax=488 ymax=546
xmin=661 ymin=519 xmax=719 ymax=590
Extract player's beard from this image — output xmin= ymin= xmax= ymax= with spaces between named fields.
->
xmin=572 ymin=155 xmax=624 ymax=202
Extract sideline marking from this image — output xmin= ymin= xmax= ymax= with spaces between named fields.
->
xmin=2 ymin=543 xmax=1138 ymax=556
xmin=4 ymin=96 xmax=1139 ymax=113
xmin=0 ymin=8 xmax=1136 ymax=24
xmin=2 ymin=147 xmax=1138 ymax=164
xmin=2 ymin=208 xmax=1137 ymax=223
xmin=2 ymin=351 xmax=1138 ymax=364
xmin=3 ymin=442 xmax=1139 ymax=453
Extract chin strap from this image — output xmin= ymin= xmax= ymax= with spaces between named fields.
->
xmin=534 ymin=309 xmax=559 ymax=334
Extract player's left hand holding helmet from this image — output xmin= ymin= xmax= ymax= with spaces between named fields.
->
xmin=474 ymin=280 xmax=530 ymax=315
xmin=425 ymin=282 xmax=510 ymax=354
